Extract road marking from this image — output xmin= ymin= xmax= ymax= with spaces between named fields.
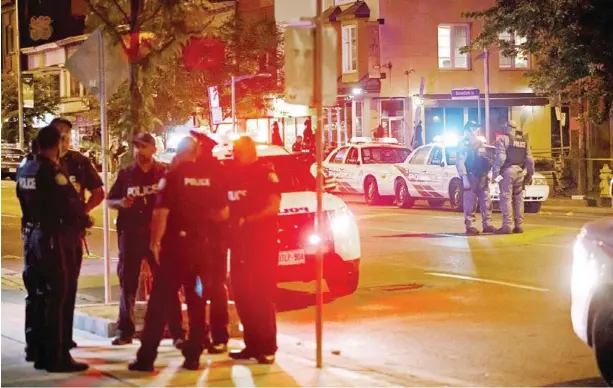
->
xmin=426 ymin=272 xmax=550 ymax=292
xmin=355 ymin=213 xmax=399 ymax=220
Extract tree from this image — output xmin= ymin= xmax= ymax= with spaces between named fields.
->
xmin=1 ymin=74 xmax=61 ymax=144
xmin=463 ymin=0 xmax=613 ymax=124
xmin=83 ymin=0 xmax=233 ymax=137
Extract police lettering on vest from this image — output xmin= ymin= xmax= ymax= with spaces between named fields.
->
xmin=19 ymin=177 xmax=36 ymax=190
xmin=126 ymin=183 xmax=158 ymax=198
xmin=504 ymin=133 xmax=528 ymax=167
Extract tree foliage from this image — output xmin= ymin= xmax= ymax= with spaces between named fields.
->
xmin=463 ymin=0 xmax=613 ymax=123
xmin=1 ymin=74 xmax=61 ymax=144
xmin=82 ymin=0 xmax=282 ymax=139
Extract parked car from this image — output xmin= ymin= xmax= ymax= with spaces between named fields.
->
xmin=392 ymin=136 xmax=550 ymax=213
xmin=1 ymin=147 xmax=25 ymax=180
xmin=571 ymin=216 xmax=613 ymax=385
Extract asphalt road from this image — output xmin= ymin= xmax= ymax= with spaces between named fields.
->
xmin=1 ymin=180 xmax=608 ymax=386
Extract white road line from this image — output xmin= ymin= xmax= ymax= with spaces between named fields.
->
xmin=426 ymin=272 xmax=550 ymax=292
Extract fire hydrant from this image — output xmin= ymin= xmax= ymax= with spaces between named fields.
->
xmin=599 ymin=164 xmax=612 ymax=198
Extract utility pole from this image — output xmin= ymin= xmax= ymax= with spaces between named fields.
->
xmin=15 ymin=0 xmax=25 ymax=150
xmin=483 ymin=49 xmax=491 ymax=142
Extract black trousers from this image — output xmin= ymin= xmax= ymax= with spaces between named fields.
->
xmin=24 ymin=228 xmax=79 ymax=364
xmin=116 ymin=231 xmax=184 ymax=339
xmin=136 ymin=235 xmax=208 ymax=364
xmin=230 ymin=237 xmax=278 ymax=355
xmin=199 ymin=243 xmax=229 ymax=345
xmin=66 ymin=235 xmax=83 ymax=349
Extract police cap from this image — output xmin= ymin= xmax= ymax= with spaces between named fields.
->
xmin=37 ymin=125 xmax=61 ymax=151
xmin=189 ymin=130 xmax=218 ymax=152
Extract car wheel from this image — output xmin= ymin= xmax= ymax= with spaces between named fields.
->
xmin=395 ymin=180 xmax=414 ymax=209
xmin=449 ymin=180 xmax=463 ymax=212
xmin=364 ymin=177 xmax=381 ymax=206
xmin=593 ymin=306 xmax=613 ymax=386
xmin=427 ymin=199 xmax=445 ymax=209
xmin=524 ymin=202 xmax=542 ymax=214
xmin=326 ymin=260 xmax=360 ymax=297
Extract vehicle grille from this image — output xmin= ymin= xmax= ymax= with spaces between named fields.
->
xmin=277 ymin=212 xmax=331 ymax=251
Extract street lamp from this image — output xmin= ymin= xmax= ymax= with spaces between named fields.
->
xmin=229 ymin=73 xmax=272 ymax=134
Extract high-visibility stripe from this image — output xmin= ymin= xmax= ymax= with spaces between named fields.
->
xmin=422 ymin=185 xmax=445 ymax=198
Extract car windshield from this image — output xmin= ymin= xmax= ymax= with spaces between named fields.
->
xmin=223 ymin=154 xmax=315 ymax=193
xmin=362 ymin=147 xmax=411 ymax=164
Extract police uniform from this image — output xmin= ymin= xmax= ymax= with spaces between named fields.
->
xmin=59 ymin=149 xmax=103 ymax=347
xmin=190 ymin=131 xmax=230 ymax=352
xmin=131 ymin=158 xmax=228 ymax=370
xmin=493 ymin=121 xmax=535 ymax=234
xmin=107 ymin=161 xmax=184 ymax=343
xmin=456 ymin=122 xmax=495 ymax=235
xmin=17 ymin=152 xmax=89 ymax=372
xmin=227 ymin=159 xmax=280 ymax=361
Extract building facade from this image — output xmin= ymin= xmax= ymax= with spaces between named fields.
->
xmin=1 ymin=0 xmax=18 ymax=74
xmin=317 ymin=0 xmax=565 ymax=158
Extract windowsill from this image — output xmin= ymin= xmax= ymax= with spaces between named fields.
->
xmin=498 ymin=67 xmax=530 ymax=71
xmin=437 ymin=68 xmax=471 ymax=71
xmin=343 ymin=70 xmax=358 ymax=75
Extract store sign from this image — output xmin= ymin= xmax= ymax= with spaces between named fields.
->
xmin=451 ymin=88 xmax=480 ymax=100
xmin=367 ymin=23 xmax=381 ymax=79
xmin=22 ymin=74 xmax=34 ymax=108
xmin=208 ymin=86 xmax=223 ymax=125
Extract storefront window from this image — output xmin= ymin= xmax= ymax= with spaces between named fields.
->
xmin=381 ymin=99 xmax=404 ymax=117
xmin=246 ymin=118 xmax=271 ymax=143
xmin=425 ymin=107 xmax=444 ymax=144
xmin=444 ymin=108 xmax=464 ymax=135
xmin=353 ymin=100 xmax=363 ymax=137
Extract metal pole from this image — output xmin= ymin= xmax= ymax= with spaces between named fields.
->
xmin=327 ymin=108 xmax=333 ymax=143
xmin=484 ymin=49 xmax=491 ymax=142
xmin=15 ymin=0 xmax=25 ymax=150
xmin=98 ymin=31 xmax=112 ymax=304
xmin=313 ymin=0 xmax=324 ymax=369
xmin=336 ymin=108 xmax=341 ymax=145
xmin=343 ymin=105 xmax=348 ymax=143
xmin=478 ymin=97 xmax=481 ymax=125
xmin=232 ymin=75 xmax=236 ymax=134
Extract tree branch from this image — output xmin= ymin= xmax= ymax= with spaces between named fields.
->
xmin=139 ymin=2 xmax=163 ymax=27
xmin=84 ymin=0 xmax=128 ymax=51
xmin=110 ymin=0 xmax=130 ymax=24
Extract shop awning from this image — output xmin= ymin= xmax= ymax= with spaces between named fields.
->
xmin=338 ymin=75 xmax=381 ymax=96
xmin=422 ymin=93 xmax=549 ymax=108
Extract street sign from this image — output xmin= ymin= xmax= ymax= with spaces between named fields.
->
xmin=208 ymin=86 xmax=223 ymax=125
xmin=451 ymin=88 xmax=480 ymax=100
xmin=22 ymin=74 xmax=34 ymax=108
xmin=275 ymin=0 xmax=316 ymax=24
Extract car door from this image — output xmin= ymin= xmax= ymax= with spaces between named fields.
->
xmin=343 ymin=147 xmax=362 ymax=192
xmin=400 ymin=145 xmax=432 ymax=198
xmin=424 ymin=145 xmax=446 ymax=195
xmin=327 ymin=146 xmax=350 ymax=190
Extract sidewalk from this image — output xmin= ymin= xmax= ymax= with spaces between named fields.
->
xmin=1 ymin=289 xmax=446 ymax=387
xmin=540 ymin=197 xmax=612 ymax=216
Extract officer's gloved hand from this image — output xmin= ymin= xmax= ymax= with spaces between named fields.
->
xmin=462 ymin=175 xmax=471 ymax=190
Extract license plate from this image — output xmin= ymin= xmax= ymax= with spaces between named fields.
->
xmin=278 ymin=250 xmax=306 ymax=266
xmin=8 ymin=168 xmax=16 ymax=173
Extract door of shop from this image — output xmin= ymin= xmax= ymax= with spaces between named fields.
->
xmin=381 ymin=118 xmax=405 ymax=144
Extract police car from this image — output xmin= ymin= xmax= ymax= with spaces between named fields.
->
xmin=322 ymin=137 xmax=412 ymax=205
xmin=571 ymin=217 xmax=613 ymax=385
xmin=391 ymin=134 xmax=550 ymax=213
xmin=158 ymin=137 xmax=362 ymax=297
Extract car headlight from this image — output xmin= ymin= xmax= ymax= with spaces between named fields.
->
xmin=329 ymin=207 xmax=355 ymax=236
xmin=571 ymin=236 xmax=599 ymax=294
xmin=531 ymin=177 xmax=547 ymax=186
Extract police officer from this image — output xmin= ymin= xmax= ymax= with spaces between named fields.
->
xmin=51 ymin=117 xmax=104 ymax=349
xmin=227 ymin=136 xmax=281 ymax=364
xmin=493 ymin=120 xmax=535 ymax=234
xmin=129 ymin=136 xmax=229 ymax=371
xmin=456 ymin=121 xmax=496 ymax=235
xmin=190 ymin=130 xmax=230 ymax=354
xmin=107 ymin=133 xmax=185 ymax=347
xmin=17 ymin=125 xmax=89 ymax=372
xmin=19 ymin=136 xmax=38 ymax=363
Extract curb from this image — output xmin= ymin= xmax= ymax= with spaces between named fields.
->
xmin=74 ymin=301 xmax=243 ymax=339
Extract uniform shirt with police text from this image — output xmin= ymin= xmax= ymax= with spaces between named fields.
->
xmin=155 ymin=160 xmax=227 ymax=238
xmin=107 ymin=162 xmax=166 ymax=234
xmin=226 ymin=160 xmax=281 ymax=240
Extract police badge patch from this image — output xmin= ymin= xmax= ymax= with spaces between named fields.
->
xmin=55 ymin=173 xmax=68 ymax=186
xmin=268 ymin=172 xmax=279 ymax=183
xmin=158 ymin=177 xmax=167 ymax=190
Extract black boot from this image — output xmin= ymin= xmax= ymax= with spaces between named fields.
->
xmin=46 ymin=355 xmax=88 ymax=373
